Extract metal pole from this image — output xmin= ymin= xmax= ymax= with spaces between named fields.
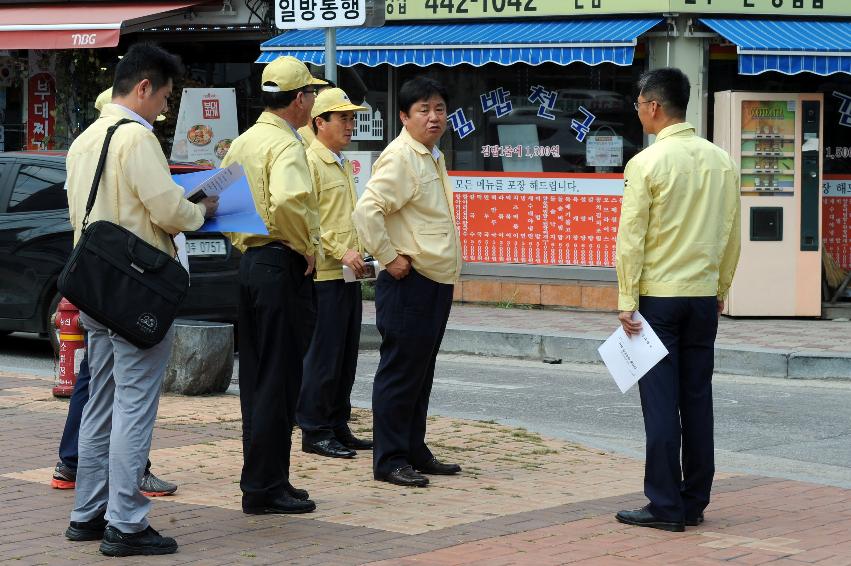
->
xmin=324 ymin=27 xmax=337 ymax=84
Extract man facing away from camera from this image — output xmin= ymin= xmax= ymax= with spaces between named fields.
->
xmin=614 ymin=67 xmax=740 ymax=533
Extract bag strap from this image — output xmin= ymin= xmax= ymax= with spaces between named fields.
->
xmin=81 ymin=118 xmax=136 ymax=232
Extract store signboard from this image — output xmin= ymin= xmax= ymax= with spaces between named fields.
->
xmin=386 ymin=0 xmax=846 ymax=20
xmin=26 ymin=51 xmax=55 ymax=151
xmin=669 ymin=0 xmax=846 ymax=17
xmin=824 ymin=175 xmax=851 ymax=270
xmin=275 ymin=0 xmax=366 ymax=29
xmin=171 ymin=88 xmax=239 ymax=168
xmin=451 ymin=172 xmax=623 ymax=266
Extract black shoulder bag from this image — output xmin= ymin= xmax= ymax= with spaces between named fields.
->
xmin=58 ymin=118 xmax=189 ymax=348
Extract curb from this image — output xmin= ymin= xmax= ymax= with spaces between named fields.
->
xmin=360 ymin=321 xmax=851 ymax=381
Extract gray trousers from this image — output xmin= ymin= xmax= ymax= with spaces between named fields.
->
xmin=70 ymin=312 xmax=174 ymax=533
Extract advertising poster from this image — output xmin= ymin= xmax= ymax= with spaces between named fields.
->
xmin=171 ymin=88 xmax=238 ymax=167
xmin=343 ymin=150 xmax=381 ymax=198
xmin=451 ymin=172 xmax=623 ymax=267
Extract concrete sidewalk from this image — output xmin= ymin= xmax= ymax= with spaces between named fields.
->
xmin=2 ymin=369 xmax=851 ymax=565
xmin=362 ymin=302 xmax=851 ymax=380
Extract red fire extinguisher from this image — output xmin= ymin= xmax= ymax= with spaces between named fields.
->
xmin=53 ymin=298 xmax=84 ymax=398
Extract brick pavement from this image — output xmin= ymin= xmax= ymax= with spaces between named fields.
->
xmin=1 ymin=368 xmax=850 ymax=565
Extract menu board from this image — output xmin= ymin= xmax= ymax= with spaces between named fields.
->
xmin=824 ymin=176 xmax=851 ymax=270
xmin=171 ymin=88 xmax=239 ymax=167
xmin=739 ymin=100 xmax=796 ymax=194
xmin=451 ymin=172 xmax=623 ymax=266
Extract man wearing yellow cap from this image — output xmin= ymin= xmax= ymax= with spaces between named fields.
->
xmin=221 ymin=55 xmax=325 ymax=515
xmin=297 ymin=88 xmax=373 ymax=460
xmin=296 ymin=79 xmax=335 ymax=146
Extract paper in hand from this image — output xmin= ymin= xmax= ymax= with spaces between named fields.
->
xmin=183 ymin=162 xmax=243 ymax=203
xmin=597 ymin=311 xmax=669 ymax=394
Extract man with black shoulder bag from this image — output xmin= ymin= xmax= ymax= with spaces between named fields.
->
xmin=61 ymin=44 xmax=218 ymax=557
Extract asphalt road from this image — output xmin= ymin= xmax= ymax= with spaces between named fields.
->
xmin=5 ymin=333 xmax=850 ymax=488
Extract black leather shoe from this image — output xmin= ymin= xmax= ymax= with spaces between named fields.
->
xmin=378 ymin=465 xmax=429 ymax=487
xmin=99 ymin=525 xmax=177 ymax=556
xmin=336 ymin=431 xmax=373 ymax=450
xmin=303 ymin=438 xmax=356 ymax=459
xmin=416 ymin=457 xmax=461 ymax=475
xmin=285 ymin=481 xmax=309 ymax=501
xmin=685 ymin=511 xmax=705 ymax=527
xmin=616 ymin=506 xmax=685 ymax=532
xmin=242 ymin=493 xmax=316 ymax=515
xmin=65 ymin=509 xmax=107 ymax=541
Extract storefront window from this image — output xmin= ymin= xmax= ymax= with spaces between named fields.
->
xmin=394 ymin=59 xmax=645 ymax=267
xmin=398 ymin=60 xmax=645 ymax=174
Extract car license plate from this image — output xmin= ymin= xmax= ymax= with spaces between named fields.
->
xmin=186 ymin=238 xmax=226 ymax=256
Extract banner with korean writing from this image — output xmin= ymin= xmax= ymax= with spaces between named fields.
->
xmin=386 ymin=0 xmax=846 ymax=20
xmin=171 ymin=88 xmax=239 ymax=168
xmin=451 ymin=172 xmax=624 ymax=266
xmin=824 ymin=175 xmax=851 ymax=271
xmin=26 ymin=51 xmax=56 ymax=151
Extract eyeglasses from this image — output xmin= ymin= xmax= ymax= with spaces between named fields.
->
xmin=302 ymin=88 xmax=318 ymax=96
xmin=633 ymin=100 xmax=658 ymax=111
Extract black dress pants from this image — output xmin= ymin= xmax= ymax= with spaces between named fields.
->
xmin=238 ymin=244 xmax=316 ymax=505
xmin=637 ymin=296 xmax=718 ymax=523
xmin=298 ymin=279 xmax=362 ymax=442
xmin=372 ymin=268 xmax=454 ymax=477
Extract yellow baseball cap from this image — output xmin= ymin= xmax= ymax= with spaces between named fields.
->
xmin=261 ymin=56 xmax=326 ymax=93
xmin=311 ymin=88 xmax=366 ymax=118
xmin=95 ymin=87 xmax=166 ymax=121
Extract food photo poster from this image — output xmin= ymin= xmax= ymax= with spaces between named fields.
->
xmin=171 ymin=88 xmax=238 ymax=168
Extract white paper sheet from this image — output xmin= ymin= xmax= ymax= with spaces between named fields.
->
xmin=597 ymin=311 xmax=669 ymax=394
xmin=174 ymin=232 xmax=190 ymax=282
xmin=184 ymin=162 xmax=243 ymax=203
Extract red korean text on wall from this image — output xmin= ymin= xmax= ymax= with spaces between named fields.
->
xmin=27 ymin=73 xmax=55 ymax=150
xmin=451 ymin=172 xmax=623 ymax=267
xmin=824 ymin=175 xmax=851 ymax=270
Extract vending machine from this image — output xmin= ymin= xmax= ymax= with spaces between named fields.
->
xmin=713 ymin=91 xmax=823 ymax=317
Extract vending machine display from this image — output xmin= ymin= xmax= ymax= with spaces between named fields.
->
xmin=739 ymin=101 xmax=796 ymax=194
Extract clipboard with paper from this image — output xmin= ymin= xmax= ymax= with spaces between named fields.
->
xmin=597 ymin=311 xmax=669 ymax=393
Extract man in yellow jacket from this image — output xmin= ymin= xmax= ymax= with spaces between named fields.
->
xmin=53 ymin=87 xmax=176 ymax=501
xmin=64 ymin=44 xmax=218 ymax=556
xmin=352 ymin=77 xmax=463 ymax=488
xmin=614 ymin=68 xmax=740 ymax=533
xmin=221 ymin=56 xmax=325 ymax=515
xmin=297 ymin=88 xmax=373 ymax=459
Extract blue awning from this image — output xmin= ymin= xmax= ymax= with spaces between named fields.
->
xmin=702 ymin=18 xmax=851 ymax=76
xmin=258 ymin=19 xmax=662 ymax=67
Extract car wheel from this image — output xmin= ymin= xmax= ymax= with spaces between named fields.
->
xmin=48 ymin=292 xmax=62 ymax=357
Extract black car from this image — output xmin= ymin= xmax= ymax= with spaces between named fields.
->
xmin=0 ymin=151 xmax=240 ymax=353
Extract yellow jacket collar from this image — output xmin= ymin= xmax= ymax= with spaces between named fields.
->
xmin=257 ymin=111 xmax=301 ymax=140
xmin=656 ymin=121 xmax=695 ymax=142
xmin=400 ymin=126 xmax=439 ymax=157
xmin=309 ymin=138 xmax=344 ymax=165
xmin=99 ymin=103 xmax=152 ymax=130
